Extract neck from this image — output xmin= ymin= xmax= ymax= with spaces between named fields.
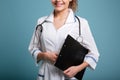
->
xmin=54 ymin=9 xmax=69 ymax=19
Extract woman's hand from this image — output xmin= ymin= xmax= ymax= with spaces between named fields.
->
xmin=43 ymin=52 xmax=58 ymax=63
xmin=37 ymin=52 xmax=58 ymax=63
xmin=63 ymin=62 xmax=89 ymax=78
xmin=63 ymin=66 xmax=79 ymax=78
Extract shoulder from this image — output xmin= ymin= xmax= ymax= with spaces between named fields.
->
xmin=37 ymin=16 xmax=48 ymax=25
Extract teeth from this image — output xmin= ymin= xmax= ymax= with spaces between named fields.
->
xmin=55 ymin=2 xmax=63 ymax=6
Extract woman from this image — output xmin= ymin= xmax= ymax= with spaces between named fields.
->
xmin=28 ymin=0 xmax=100 ymax=80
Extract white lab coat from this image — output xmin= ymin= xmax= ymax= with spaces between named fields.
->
xmin=28 ymin=9 xmax=100 ymax=80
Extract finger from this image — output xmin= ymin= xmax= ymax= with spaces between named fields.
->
xmin=53 ymin=54 xmax=58 ymax=60
xmin=55 ymin=53 xmax=58 ymax=56
xmin=64 ymin=68 xmax=70 ymax=74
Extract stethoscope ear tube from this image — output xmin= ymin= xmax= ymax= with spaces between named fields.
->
xmin=36 ymin=24 xmax=43 ymax=32
xmin=36 ymin=20 xmax=47 ymax=32
xmin=32 ymin=20 xmax=47 ymax=51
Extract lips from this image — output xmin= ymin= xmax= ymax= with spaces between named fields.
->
xmin=55 ymin=2 xmax=64 ymax=7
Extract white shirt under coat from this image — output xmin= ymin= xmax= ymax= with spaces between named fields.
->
xmin=28 ymin=9 xmax=100 ymax=80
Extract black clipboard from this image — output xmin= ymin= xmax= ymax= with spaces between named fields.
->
xmin=54 ymin=35 xmax=88 ymax=80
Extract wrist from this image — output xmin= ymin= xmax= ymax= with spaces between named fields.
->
xmin=77 ymin=61 xmax=89 ymax=72
xmin=37 ymin=52 xmax=45 ymax=61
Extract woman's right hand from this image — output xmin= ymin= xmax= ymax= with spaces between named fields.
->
xmin=43 ymin=52 xmax=58 ymax=63
xmin=37 ymin=52 xmax=58 ymax=64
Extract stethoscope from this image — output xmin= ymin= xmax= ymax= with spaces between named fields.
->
xmin=34 ymin=16 xmax=83 ymax=44
xmin=75 ymin=15 xmax=83 ymax=43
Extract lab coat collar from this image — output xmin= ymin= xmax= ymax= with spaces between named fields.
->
xmin=46 ymin=9 xmax=76 ymax=23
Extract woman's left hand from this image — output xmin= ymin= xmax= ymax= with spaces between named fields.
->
xmin=63 ymin=62 xmax=89 ymax=78
xmin=63 ymin=66 xmax=80 ymax=78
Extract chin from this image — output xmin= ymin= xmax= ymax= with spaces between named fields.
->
xmin=54 ymin=7 xmax=67 ymax=12
xmin=55 ymin=8 xmax=63 ymax=12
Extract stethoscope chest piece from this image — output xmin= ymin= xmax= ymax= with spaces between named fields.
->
xmin=76 ymin=36 xmax=83 ymax=43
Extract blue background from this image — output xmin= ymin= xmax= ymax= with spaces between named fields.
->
xmin=0 ymin=0 xmax=120 ymax=80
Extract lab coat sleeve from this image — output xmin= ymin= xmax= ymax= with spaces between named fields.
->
xmin=28 ymin=29 xmax=42 ymax=65
xmin=81 ymin=18 xmax=100 ymax=70
xmin=28 ymin=17 xmax=46 ymax=65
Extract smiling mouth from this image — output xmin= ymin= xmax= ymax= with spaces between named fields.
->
xmin=55 ymin=2 xmax=64 ymax=7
